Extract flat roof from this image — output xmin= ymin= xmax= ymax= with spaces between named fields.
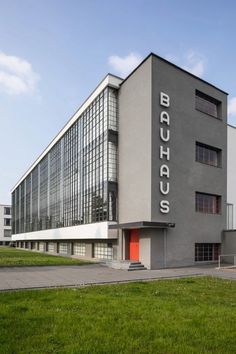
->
xmin=120 ymin=52 xmax=228 ymax=95
xmin=227 ymin=124 xmax=236 ymax=129
xmin=11 ymin=74 xmax=123 ymax=192
xmin=109 ymin=221 xmax=175 ymax=229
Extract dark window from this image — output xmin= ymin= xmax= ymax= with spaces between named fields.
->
xmin=196 ymin=192 xmax=221 ymax=214
xmin=4 ymin=207 xmax=11 ymax=215
xmin=4 ymin=230 xmax=11 ymax=237
xmin=4 ymin=218 xmax=11 ymax=226
xmin=195 ymin=243 xmax=220 ymax=261
xmin=195 ymin=90 xmax=220 ymax=118
xmin=196 ymin=142 xmax=221 ymax=167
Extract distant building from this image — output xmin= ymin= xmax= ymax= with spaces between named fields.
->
xmin=0 ymin=205 xmax=12 ymax=245
xmin=11 ymin=53 xmax=228 ymax=268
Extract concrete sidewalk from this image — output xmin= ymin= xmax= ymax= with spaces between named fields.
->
xmin=0 ymin=263 xmax=236 ymax=291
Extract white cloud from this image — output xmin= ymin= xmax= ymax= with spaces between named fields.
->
xmin=182 ymin=51 xmax=205 ymax=77
xmin=108 ymin=52 xmax=143 ymax=77
xmin=0 ymin=52 xmax=40 ymax=95
xmin=165 ymin=51 xmax=206 ymax=78
xmin=228 ymin=97 xmax=236 ymax=117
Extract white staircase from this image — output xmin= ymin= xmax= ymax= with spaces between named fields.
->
xmin=105 ymin=260 xmax=147 ymax=271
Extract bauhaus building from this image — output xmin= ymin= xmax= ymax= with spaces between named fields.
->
xmin=11 ymin=53 xmax=229 ymax=269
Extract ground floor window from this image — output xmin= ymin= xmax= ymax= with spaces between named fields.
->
xmin=195 ymin=243 xmax=220 ymax=262
xmin=31 ymin=242 xmax=37 ymax=250
xmin=94 ymin=243 xmax=113 ymax=260
xmin=48 ymin=242 xmax=55 ymax=253
xmin=39 ymin=242 xmax=44 ymax=252
xmin=59 ymin=243 xmax=68 ymax=255
xmin=73 ymin=243 xmax=86 ymax=256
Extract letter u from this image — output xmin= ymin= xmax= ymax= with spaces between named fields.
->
xmin=160 ymin=181 xmax=169 ymax=195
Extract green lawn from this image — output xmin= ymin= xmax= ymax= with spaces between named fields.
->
xmin=0 ymin=277 xmax=236 ymax=353
xmin=0 ymin=247 xmax=90 ymax=267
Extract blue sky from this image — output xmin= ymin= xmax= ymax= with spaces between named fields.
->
xmin=1 ymin=0 xmax=236 ymax=203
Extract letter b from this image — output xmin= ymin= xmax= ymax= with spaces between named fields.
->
xmin=160 ymin=92 xmax=170 ymax=107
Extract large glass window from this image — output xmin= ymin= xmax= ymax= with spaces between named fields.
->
xmin=195 ymin=192 xmax=221 ymax=214
xmin=11 ymin=87 xmax=118 ymax=235
xmin=196 ymin=142 xmax=221 ymax=167
xmin=195 ymin=243 xmax=220 ymax=261
xmin=195 ymin=90 xmax=220 ymax=118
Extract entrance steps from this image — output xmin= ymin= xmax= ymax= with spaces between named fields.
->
xmin=104 ymin=260 xmax=147 ymax=271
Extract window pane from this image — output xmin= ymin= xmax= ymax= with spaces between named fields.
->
xmin=196 ymin=192 xmax=221 ymax=214
xmin=196 ymin=142 xmax=220 ymax=167
xmin=4 ymin=218 xmax=11 ymax=226
xmin=4 ymin=207 xmax=11 ymax=215
xmin=195 ymin=243 xmax=220 ymax=261
xmin=4 ymin=230 xmax=11 ymax=237
xmin=195 ymin=91 xmax=220 ymax=118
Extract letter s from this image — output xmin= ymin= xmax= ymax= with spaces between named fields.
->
xmin=160 ymin=200 xmax=170 ymax=214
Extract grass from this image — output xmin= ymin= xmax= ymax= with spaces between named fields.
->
xmin=0 ymin=247 xmax=90 ymax=267
xmin=0 ymin=277 xmax=236 ymax=353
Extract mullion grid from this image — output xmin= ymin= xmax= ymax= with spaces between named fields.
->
xmin=195 ymin=243 xmax=215 ymax=261
xmin=12 ymin=87 xmax=118 ymax=234
xmin=196 ymin=192 xmax=220 ymax=214
xmin=39 ymin=156 xmax=48 ymax=230
xmin=83 ymin=89 xmax=108 ymax=223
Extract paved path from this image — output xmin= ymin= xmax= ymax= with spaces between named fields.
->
xmin=0 ymin=264 xmax=236 ymax=291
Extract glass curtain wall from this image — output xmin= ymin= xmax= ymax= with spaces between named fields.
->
xmin=12 ymin=87 xmax=118 ymax=234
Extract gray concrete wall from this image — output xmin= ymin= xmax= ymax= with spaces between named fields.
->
xmin=118 ymin=57 xmax=152 ymax=223
xmin=151 ymin=56 xmax=227 ymax=267
xmin=138 ymin=229 xmax=166 ymax=269
xmin=139 ymin=231 xmax=151 ymax=269
xmin=222 ymin=230 xmax=236 ymax=254
xmin=139 ymin=228 xmax=165 ymax=269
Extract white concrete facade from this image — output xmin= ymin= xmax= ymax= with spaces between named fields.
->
xmin=12 ymin=221 xmax=117 ymax=241
xmin=0 ymin=204 xmax=11 ymax=245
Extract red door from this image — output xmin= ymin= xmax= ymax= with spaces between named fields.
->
xmin=129 ymin=229 xmax=139 ymax=261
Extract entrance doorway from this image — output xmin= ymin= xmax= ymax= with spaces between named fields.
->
xmin=129 ymin=229 xmax=139 ymax=261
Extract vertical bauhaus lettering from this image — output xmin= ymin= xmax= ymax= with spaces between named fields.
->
xmin=159 ymin=92 xmax=171 ymax=214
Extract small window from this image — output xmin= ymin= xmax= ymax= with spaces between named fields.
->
xmin=4 ymin=230 xmax=11 ymax=237
xmin=73 ymin=242 xmax=86 ymax=256
xmin=4 ymin=207 xmax=11 ymax=215
xmin=196 ymin=142 xmax=221 ymax=167
xmin=59 ymin=243 xmax=68 ymax=255
xmin=195 ymin=243 xmax=220 ymax=262
xmin=195 ymin=90 xmax=221 ymax=118
xmin=196 ymin=192 xmax=221 ymax=214
xmin=4 ymin=218 xmax=11 ymax=226
xmin=94 ymin=243 xmax=113 ymax=260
